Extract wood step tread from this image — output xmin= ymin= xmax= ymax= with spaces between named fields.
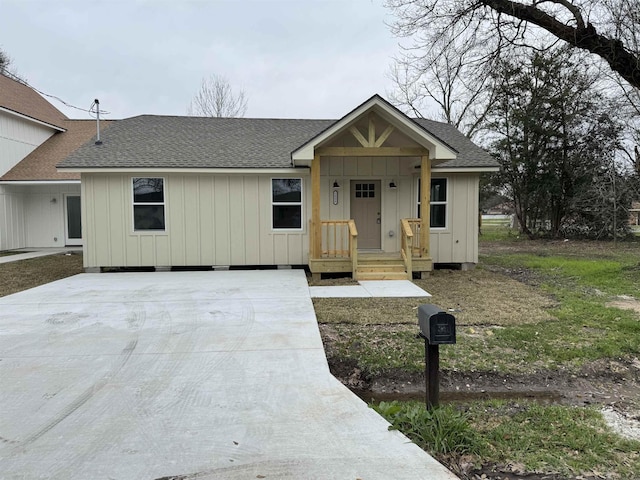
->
xmin=357 ymin=265 xmax=406 ymax=273
xmin=356 ymin=271 xmax=409 ymax=280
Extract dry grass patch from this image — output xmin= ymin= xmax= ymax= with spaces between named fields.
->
xmin=607 ymin=299 xmax=640 ymax=316
xmin=313 ymin=267 xmax=557 ymax=327
xmin=0 ymin=253 xmax=83 ymax=297
xmin=0 ymin=250 xmax=26 ymax=257
xmin=420 ymin=268 xmax=557 ymax=326
xmin=313 ymin=296 xmax=425 ymax=325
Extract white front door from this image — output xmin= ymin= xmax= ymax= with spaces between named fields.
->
xmin=350 ymin=180 xmax=381 ymax=249
xmin=64 ymin=194 xmax=82 ymax=246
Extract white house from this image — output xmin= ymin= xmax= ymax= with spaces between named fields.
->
xmin=0 ymin=74 xmax=108 ymax=250
xmin=57 ymin=95 xmax=498 ymax=279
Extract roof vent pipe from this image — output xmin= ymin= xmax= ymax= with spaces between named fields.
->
xmin=94 ymin=99 xmax=102 ymax=145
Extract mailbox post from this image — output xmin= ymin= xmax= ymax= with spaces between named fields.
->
xmin=417 ymin=304 xmax=456 ymax=410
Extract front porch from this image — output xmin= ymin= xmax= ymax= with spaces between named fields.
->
xmin=291 ymin=96 xmax=459 ymax=281
xmin=308 ymin=218 xmax=433 ymax=280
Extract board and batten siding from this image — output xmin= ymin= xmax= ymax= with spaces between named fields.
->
xmin=0 ymin=184 xmax=25 ymax=250
xmin=24 ymin=184 xmax=81 ymax=248
xmin=0 ymin=110 xmax=55 ymax=176
xmin=81 ymin=173 xmax=310 ymax=269
xmin=428 ymin=172 xmax=480 ymax=264
xmin=319 ymin=155 xmax=416 ymax=254
xmin=0 ymin=183 xmax=81 ymax=250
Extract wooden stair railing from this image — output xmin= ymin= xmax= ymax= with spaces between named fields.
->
xmin=400 ymin=218 xmax=413 ymax=279
xmin=348 ymin=219 xmax=358 ymax=279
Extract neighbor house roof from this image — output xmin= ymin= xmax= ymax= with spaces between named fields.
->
xmin=1 ymin=120 xmax=111 ymax=181
xmin=58 ymin=115 xmax=497 ymax=171
xmin=0 ymin=74 xmax=68 ymax=129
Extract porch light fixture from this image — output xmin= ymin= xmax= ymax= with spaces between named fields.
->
xmin=333 ymin=180 xmax=340 ymax=188
xmin=389 ymin=180 xmax=397 ymax=189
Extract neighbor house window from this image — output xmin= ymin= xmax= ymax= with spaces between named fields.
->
xmin=417 ymin=178 xmax=448 ymax=229
xmin=272 ymin=178 xmax=302 ymax=229
xmin=133 ymin=177 xmax=165 ymax=231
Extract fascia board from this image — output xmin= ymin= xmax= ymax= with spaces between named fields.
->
xmin=56 ymin=167 xmax=310 ymax=175
xmin=0 ymin=106 xmax=66 ymax=132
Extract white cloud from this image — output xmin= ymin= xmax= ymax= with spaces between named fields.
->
xmin=1 ymin=0 xmax=399 ymax=119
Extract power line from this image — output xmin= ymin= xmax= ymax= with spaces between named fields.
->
xmin=2 ymin=70 xmax=110 ymax=115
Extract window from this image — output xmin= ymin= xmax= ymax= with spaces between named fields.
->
xmin=417 ymin=178 xmax=448 ymax=229
xmin=133 ymin=177 xmax=165 ymax=231
xmin=272 ymin=178 xmax=302 ymax=229
xmin=355 ymin=183 xmax=376 ymax=198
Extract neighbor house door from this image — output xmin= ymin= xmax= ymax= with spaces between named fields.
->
xmin=350 ymin=180 xmax=381 ymax=249
xmin=64 ymin=194 xmax=82 ymax=246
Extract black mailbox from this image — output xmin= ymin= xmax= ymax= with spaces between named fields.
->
xmin=418 ymin=304 xmax=456 ymax=345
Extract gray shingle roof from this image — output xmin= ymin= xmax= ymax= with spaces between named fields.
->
xmin=414 ymin=119 xmax=496 ymax=169
xmin=58 ymin=115 xmax=497 ymax=170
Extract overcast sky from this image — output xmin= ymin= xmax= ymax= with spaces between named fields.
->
xmin=0 ymin=0 xmax=406 ymax=121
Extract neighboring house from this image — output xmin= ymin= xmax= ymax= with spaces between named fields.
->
xmin=0 ymin=74 xmax=108 ymax=249
xmin=58 ymin=95 xmax=498 ymax=279
xmin=630 ymin=201 xmax=640 ymax=232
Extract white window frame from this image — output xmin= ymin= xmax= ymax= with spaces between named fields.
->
xmin=132 ymin=177 xmax=166 ymax=232
xmin=417 ymin=177 xmax=448 ymax=230
xmin=271 ymin=177 xmax=304 ymax=231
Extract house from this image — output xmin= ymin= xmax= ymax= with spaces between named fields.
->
xmin=57 ymin=95 xmax=498 ymax=279
xmin=0 ymin=74 xmax=110 ymax=249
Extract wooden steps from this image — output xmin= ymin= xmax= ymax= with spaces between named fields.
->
xmin=356 ymin=254 xmax=408 ymax=280
xmin=309 ymin=252 xmax=431 ymax=280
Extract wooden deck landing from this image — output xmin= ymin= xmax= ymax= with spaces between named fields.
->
xmin=309 ymin=252 xmax=432 ymax=280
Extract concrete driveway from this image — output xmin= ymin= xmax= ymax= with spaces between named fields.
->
xmin=0 ymin=270 xmax=456 ymax=479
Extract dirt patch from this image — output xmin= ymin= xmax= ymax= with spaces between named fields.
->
xmin=330 ymin=357 xmax=640 ymax=410
xmin=607 ymin=297 xmax=640 ymax=316
xmin=306 ymin=272 xmax=358 ymax=287
xmin=479 ymin=238 xmax=640 ymax=257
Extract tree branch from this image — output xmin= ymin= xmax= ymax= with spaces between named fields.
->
xmin=480 ymin=0 xmax=640 ymax=89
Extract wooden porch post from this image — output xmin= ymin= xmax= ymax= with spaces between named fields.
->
xmin=311 ymin=152 xmax=321 ymax=259
xmin=420 ymin=153 xmax=431 ymax=258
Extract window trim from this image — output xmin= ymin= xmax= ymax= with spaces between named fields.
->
xmin=271 ymin=177 xmax=304 ymax=231
xmin=417 ymin=177 xmax=448 ymax=230
xmin=132 ymin=176 xmax=167 ymax=233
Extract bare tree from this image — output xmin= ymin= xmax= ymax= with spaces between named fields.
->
xmin=0 ymin=48 xmax=19 ymax=78
xmin=0 ymin=48 xmax=25 ymax=83
xmin=0 ymin=49 xmax=10 ymax=74
xmin=386 ymin=0 xmax=640 ymax=91
xmin=187 ymin=74 xmax=248 ymax=118
xmin=389 ymin=29 xmax=500 ymax=138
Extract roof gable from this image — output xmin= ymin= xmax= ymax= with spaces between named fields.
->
xmin=1 ymin=120 xmax=110 ymax=181
xmin=291 ymin=94 xmax=458 ymax=163
xmin=0 ymin=74 xmax=67 ymax=130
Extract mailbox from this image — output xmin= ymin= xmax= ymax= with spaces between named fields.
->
xmin=418 ymin=304 xmax=456 ymax=345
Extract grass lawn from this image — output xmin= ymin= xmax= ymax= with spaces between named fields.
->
xmin=317 ymin=232 xmax=640 ymax=376
xmin=0 ymin=252 xmax=83 ymax=297
xmin=315 ymin=228 xmax=640 ymax=479
xmin=375 ymin=399 xmax=640 ymax=479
